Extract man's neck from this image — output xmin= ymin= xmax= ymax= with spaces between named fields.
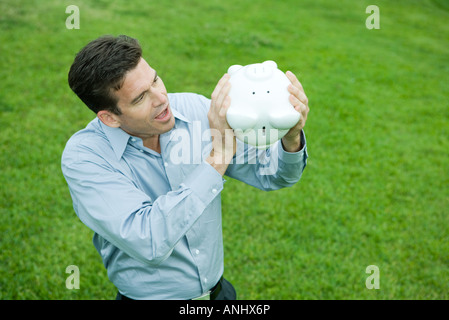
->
xmin=142 ymin=135 xmax=161 ymax=153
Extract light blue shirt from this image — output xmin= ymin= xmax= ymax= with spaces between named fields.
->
xmin=61 ymin=92 xmax=308 ymax=299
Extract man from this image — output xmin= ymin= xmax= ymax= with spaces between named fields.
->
xmin=61 ymin=35 xmax=309 ymax=300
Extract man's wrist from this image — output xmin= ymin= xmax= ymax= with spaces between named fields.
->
xmin=206 ymin=151 xmax=230 ymax=176
xmin=281 ymin=131 xmax=303 ymax=153
xmin=208 ymin=129 xmax=236 ymax=172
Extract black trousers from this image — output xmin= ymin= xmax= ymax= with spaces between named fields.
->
xmin=116 ymin=277 xmax=236 ymax=300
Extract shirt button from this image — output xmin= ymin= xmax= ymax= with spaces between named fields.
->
xmin=195 ymin=249 xmax=200 ymax=255
xmin=212 ymin=188 xmax=217 ymax=194
xmin=164 ymin=162 xmax=168 ymax=167
xmin=131 ymin=138 xmax=136 ymax=142
xmin=139 ymin=149 xmax=144 ymax=153
xmin=204 ymin=278 xmax=208 ymax=283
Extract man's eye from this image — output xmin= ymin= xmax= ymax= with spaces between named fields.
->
xmin=136 ymin=93 xmax=145 ymax=103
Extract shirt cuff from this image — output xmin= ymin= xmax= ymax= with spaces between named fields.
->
xmin=180 ymin=161 xmax=224 ymax=207
xmin=278 ymin=130 xmax=308 ymax=164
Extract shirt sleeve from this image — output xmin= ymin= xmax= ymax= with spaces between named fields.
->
xmin=61 ymin=143 xmax=223 ymax=266
xmin=225 ymin=130 xmax=308 ymax=191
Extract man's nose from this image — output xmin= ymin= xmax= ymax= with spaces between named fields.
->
xmin=152 ymin=90 xmax=167 ymax=107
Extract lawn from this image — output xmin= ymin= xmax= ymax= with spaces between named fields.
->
xmin=0 ymin=0 xmax=448 ymax=299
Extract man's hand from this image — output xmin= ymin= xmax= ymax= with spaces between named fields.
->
xmin=206 ymin=74 xmax=237 ymax=175
xmin=282 ymin=71 xmax=310 ymax=152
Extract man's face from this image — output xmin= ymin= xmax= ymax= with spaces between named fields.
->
xmin=111 ymin=57 xmax=175 ymax=141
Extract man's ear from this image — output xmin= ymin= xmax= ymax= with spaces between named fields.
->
xmin=97 ymin=110 xmax=121 ymax=128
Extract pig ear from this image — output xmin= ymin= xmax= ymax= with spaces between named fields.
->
xmin=262 ymin=60 xmax=278 ymax=69
xmin=228 ymin=65 xmax=243 ymax=75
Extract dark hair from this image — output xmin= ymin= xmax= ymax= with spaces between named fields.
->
xmin=68 ymin=35 xmax=142 ymax=115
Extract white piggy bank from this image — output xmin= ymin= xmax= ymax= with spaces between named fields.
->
xmin=226 ymin=60 xmax=300 ymax=149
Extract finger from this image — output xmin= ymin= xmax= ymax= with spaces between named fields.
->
xmin=218 ymin=95 xmax=231 ymax=118
xmin=286 ymin=71 xmax=305 ymax=94
xmin=216 ymin=81 xmax=231 ymax=110
xmin=289 ymin=95 xmax=306 ymax=112
xmin=211 ymin=73 xmax=230 ymax=107
xmin=289 ymin=94 xmax=309 ymax=117
xmin=288 ymin=85 xmax=308 ymax=106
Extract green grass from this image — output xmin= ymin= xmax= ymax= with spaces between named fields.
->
xmin=1 ymin=0 xmax=448 ymax=299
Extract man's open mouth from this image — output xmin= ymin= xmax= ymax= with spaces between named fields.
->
xmin=155 ymin=105 xmax=170 ymax=121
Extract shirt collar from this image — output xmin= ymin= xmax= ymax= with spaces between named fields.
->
xmin=99 ymin=108 xmax=190 ymax=160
